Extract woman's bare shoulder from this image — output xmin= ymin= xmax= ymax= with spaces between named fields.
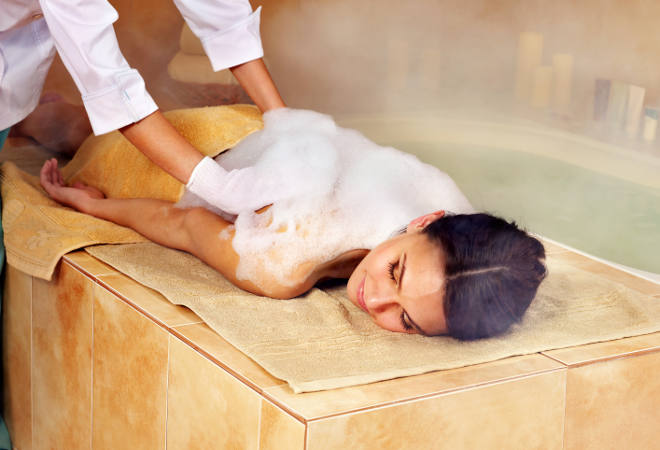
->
xmin=181 ymin=207 xmax=316 ymax=299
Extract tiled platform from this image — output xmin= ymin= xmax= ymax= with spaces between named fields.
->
xmin=3 ymin=243 xmax=660 ymax=449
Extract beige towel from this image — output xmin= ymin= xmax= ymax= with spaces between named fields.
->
xmin=1 ymin=105 xmax=263 ymax=280
xmin=87 ymin=242 xmax=660 ymax=393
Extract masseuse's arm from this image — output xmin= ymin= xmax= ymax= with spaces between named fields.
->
xmin=41 ymin=0 xmax=284 ymax=186
xmin=119 ymin=111 xmax=204 ymax=184
xmin=119 ymin=57 xmax=285 ymax=185
xmin=230 ymin=59 xmax=285 ymax=113
xmin=172 ymin=1 xmax=285 ymax=113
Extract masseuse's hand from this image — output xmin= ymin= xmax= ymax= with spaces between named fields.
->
xmin=40 ymin=158 xmax=105 ymax=213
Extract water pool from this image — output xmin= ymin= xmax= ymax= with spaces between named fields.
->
xmin=339 ymin=114 xmax=660 ymax=275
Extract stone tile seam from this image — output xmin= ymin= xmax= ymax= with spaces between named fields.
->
xmin=298 ymin=367 xmax=569 ymax=423
xmin=547 ymin=345 xmax=660 ymax=369
xmin=164 ymin=335 xmax=171 ymax=449
xmin=262 ymin=396 xmax=308 ymax=428
xmin=256 ymin=397 xmax=263 ymax=449
xmin=83 ymin=272 xmax=205 ymax=333
xmin=560 ymin=367 xmax=568 ymax=450
xmin=167 ymin=331 xmax=306 ymax=424
xmin=304 ymin=412 xmax=309 ymax=450
xmin=89 ymin=278 xmax=173 ymax=334
xmin=29 ymin=275 xmax=34 ymax=450
xmin=80 ymin=267 xmax=205 ymax=329
xmin=90 ymin=280 xmax=95 ymax=450
xmin=62 ymin=257 xmax=117 ymax=279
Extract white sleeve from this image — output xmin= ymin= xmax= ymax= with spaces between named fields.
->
xmin=172 ymin=0 xmax=264 ymax=72
xmin=38 ymin=0 xmax=158 ymax=135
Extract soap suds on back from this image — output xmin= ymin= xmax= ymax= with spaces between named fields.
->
xmin=178 ymin=108 xmax=474 ymax=287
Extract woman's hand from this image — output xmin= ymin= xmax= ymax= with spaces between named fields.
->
xmin=39 ymin=158 xmax=105 ymax=213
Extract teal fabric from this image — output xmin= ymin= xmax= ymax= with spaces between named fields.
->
xmin=0 ymin=128 xmax=8 ymax=149
xmin=0 ymin=128 xmax=12 ymax=450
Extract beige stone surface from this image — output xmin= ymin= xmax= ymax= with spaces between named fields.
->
xmin=540 ymin=239 xmax=571 ymax=255
xmin=63 ymin=251 xmax=118 ymax=278
xmin=259 ymin=399 xmax=306 ymax=450
xmin=564 ymin=350 xmax=660 ymax=449
xmin=2 ymin=266 xmax=33 ymax=450
xmin=543 ymin=332 xmax=660 ymax=366
xmin=166 ymin=335 xmax=262 ymax=449
xmin=92 ymin=287 xmax=169 ymax=448
xmin=98 ymin=271 xmax=202 ymax=328
xmin=553 ymin=252 xmax=660 ymax=297
xmin=31 ymin=262 xmax=93 ymax=449
xmin=265 ymin=354 xmax=563 ymax=420
xmin=171 ymin=322 xmax=286 ymax=393
xmin=306 ymin=370 xmax=566 ymax=450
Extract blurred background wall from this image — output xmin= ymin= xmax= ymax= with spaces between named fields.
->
xmin=43 ymin=0 xmax=660 ymax=122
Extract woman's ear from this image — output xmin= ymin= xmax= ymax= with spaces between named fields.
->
xmin=406 ymin=210 xmax=445 ymax=233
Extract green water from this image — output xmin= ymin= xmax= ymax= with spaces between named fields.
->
xmin=393 ymin=141 xmax=660 ymax=274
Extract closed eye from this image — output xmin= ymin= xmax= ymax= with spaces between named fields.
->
xmin=400 ymin=310 xmax=413 ymax=331
xmin=387 ymin=261 xmax=397 ymax=282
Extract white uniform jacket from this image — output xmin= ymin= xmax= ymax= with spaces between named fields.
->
xmin=0 ymin=0 xmax=263 ymax=135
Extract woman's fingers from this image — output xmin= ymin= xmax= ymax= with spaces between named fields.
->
xmin=40 ymin=158 xmax=66 ymax=198
xmin=56 ymin=161 xmax=64 ymax=186
xmin=40 ymin=159 xmax=55 ymax=188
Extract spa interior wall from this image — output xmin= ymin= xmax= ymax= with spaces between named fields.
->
xmin=44 ymin=0 xmax=660 ymax=121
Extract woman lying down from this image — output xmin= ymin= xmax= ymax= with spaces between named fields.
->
xmin=40 ymin=109 xmax=547 ymax=340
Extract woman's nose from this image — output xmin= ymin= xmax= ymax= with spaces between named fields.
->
xmin=365 ymin=289 xmax=397 ymax=314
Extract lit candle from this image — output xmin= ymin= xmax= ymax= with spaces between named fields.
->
xmin=606 ymin=81 xmax=628 ymax=127
xmin=515 ymin=32 xmax=543 ymax=102
xmin=625 ymin=85 xmax=645 ymax=137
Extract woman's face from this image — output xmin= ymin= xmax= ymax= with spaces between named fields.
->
xmin=346 ymin=212 xmax=448 ymax=335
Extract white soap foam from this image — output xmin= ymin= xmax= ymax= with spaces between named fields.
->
xmin=179 ymin=108 xmax=474 ymax=288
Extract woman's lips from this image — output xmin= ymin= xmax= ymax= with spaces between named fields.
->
xmin=357 ymin=276 xmax=368 ymax=313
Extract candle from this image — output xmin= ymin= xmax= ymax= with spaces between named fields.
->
xmin=625 ymin=85 xmax=645 ymax=137
xmin=606 ymin=81 xmax=629 ymax=127
xmin=515 ymin=32 xmax=543 ymax=102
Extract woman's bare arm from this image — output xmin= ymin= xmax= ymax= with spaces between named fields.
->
xmin=40 ymin=159 xmax=306 ymax=299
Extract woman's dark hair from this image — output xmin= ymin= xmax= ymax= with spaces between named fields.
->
xmin=423 ymin=213 xmax=547 ymax=340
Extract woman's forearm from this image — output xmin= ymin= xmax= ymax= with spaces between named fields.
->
xmin=230 ymin=58 xmax=285 ymax=112
xmin=120 ymin=111 xmax=203 ymax=184
xmin=82 ymin=197 xmax=193 ymax=251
